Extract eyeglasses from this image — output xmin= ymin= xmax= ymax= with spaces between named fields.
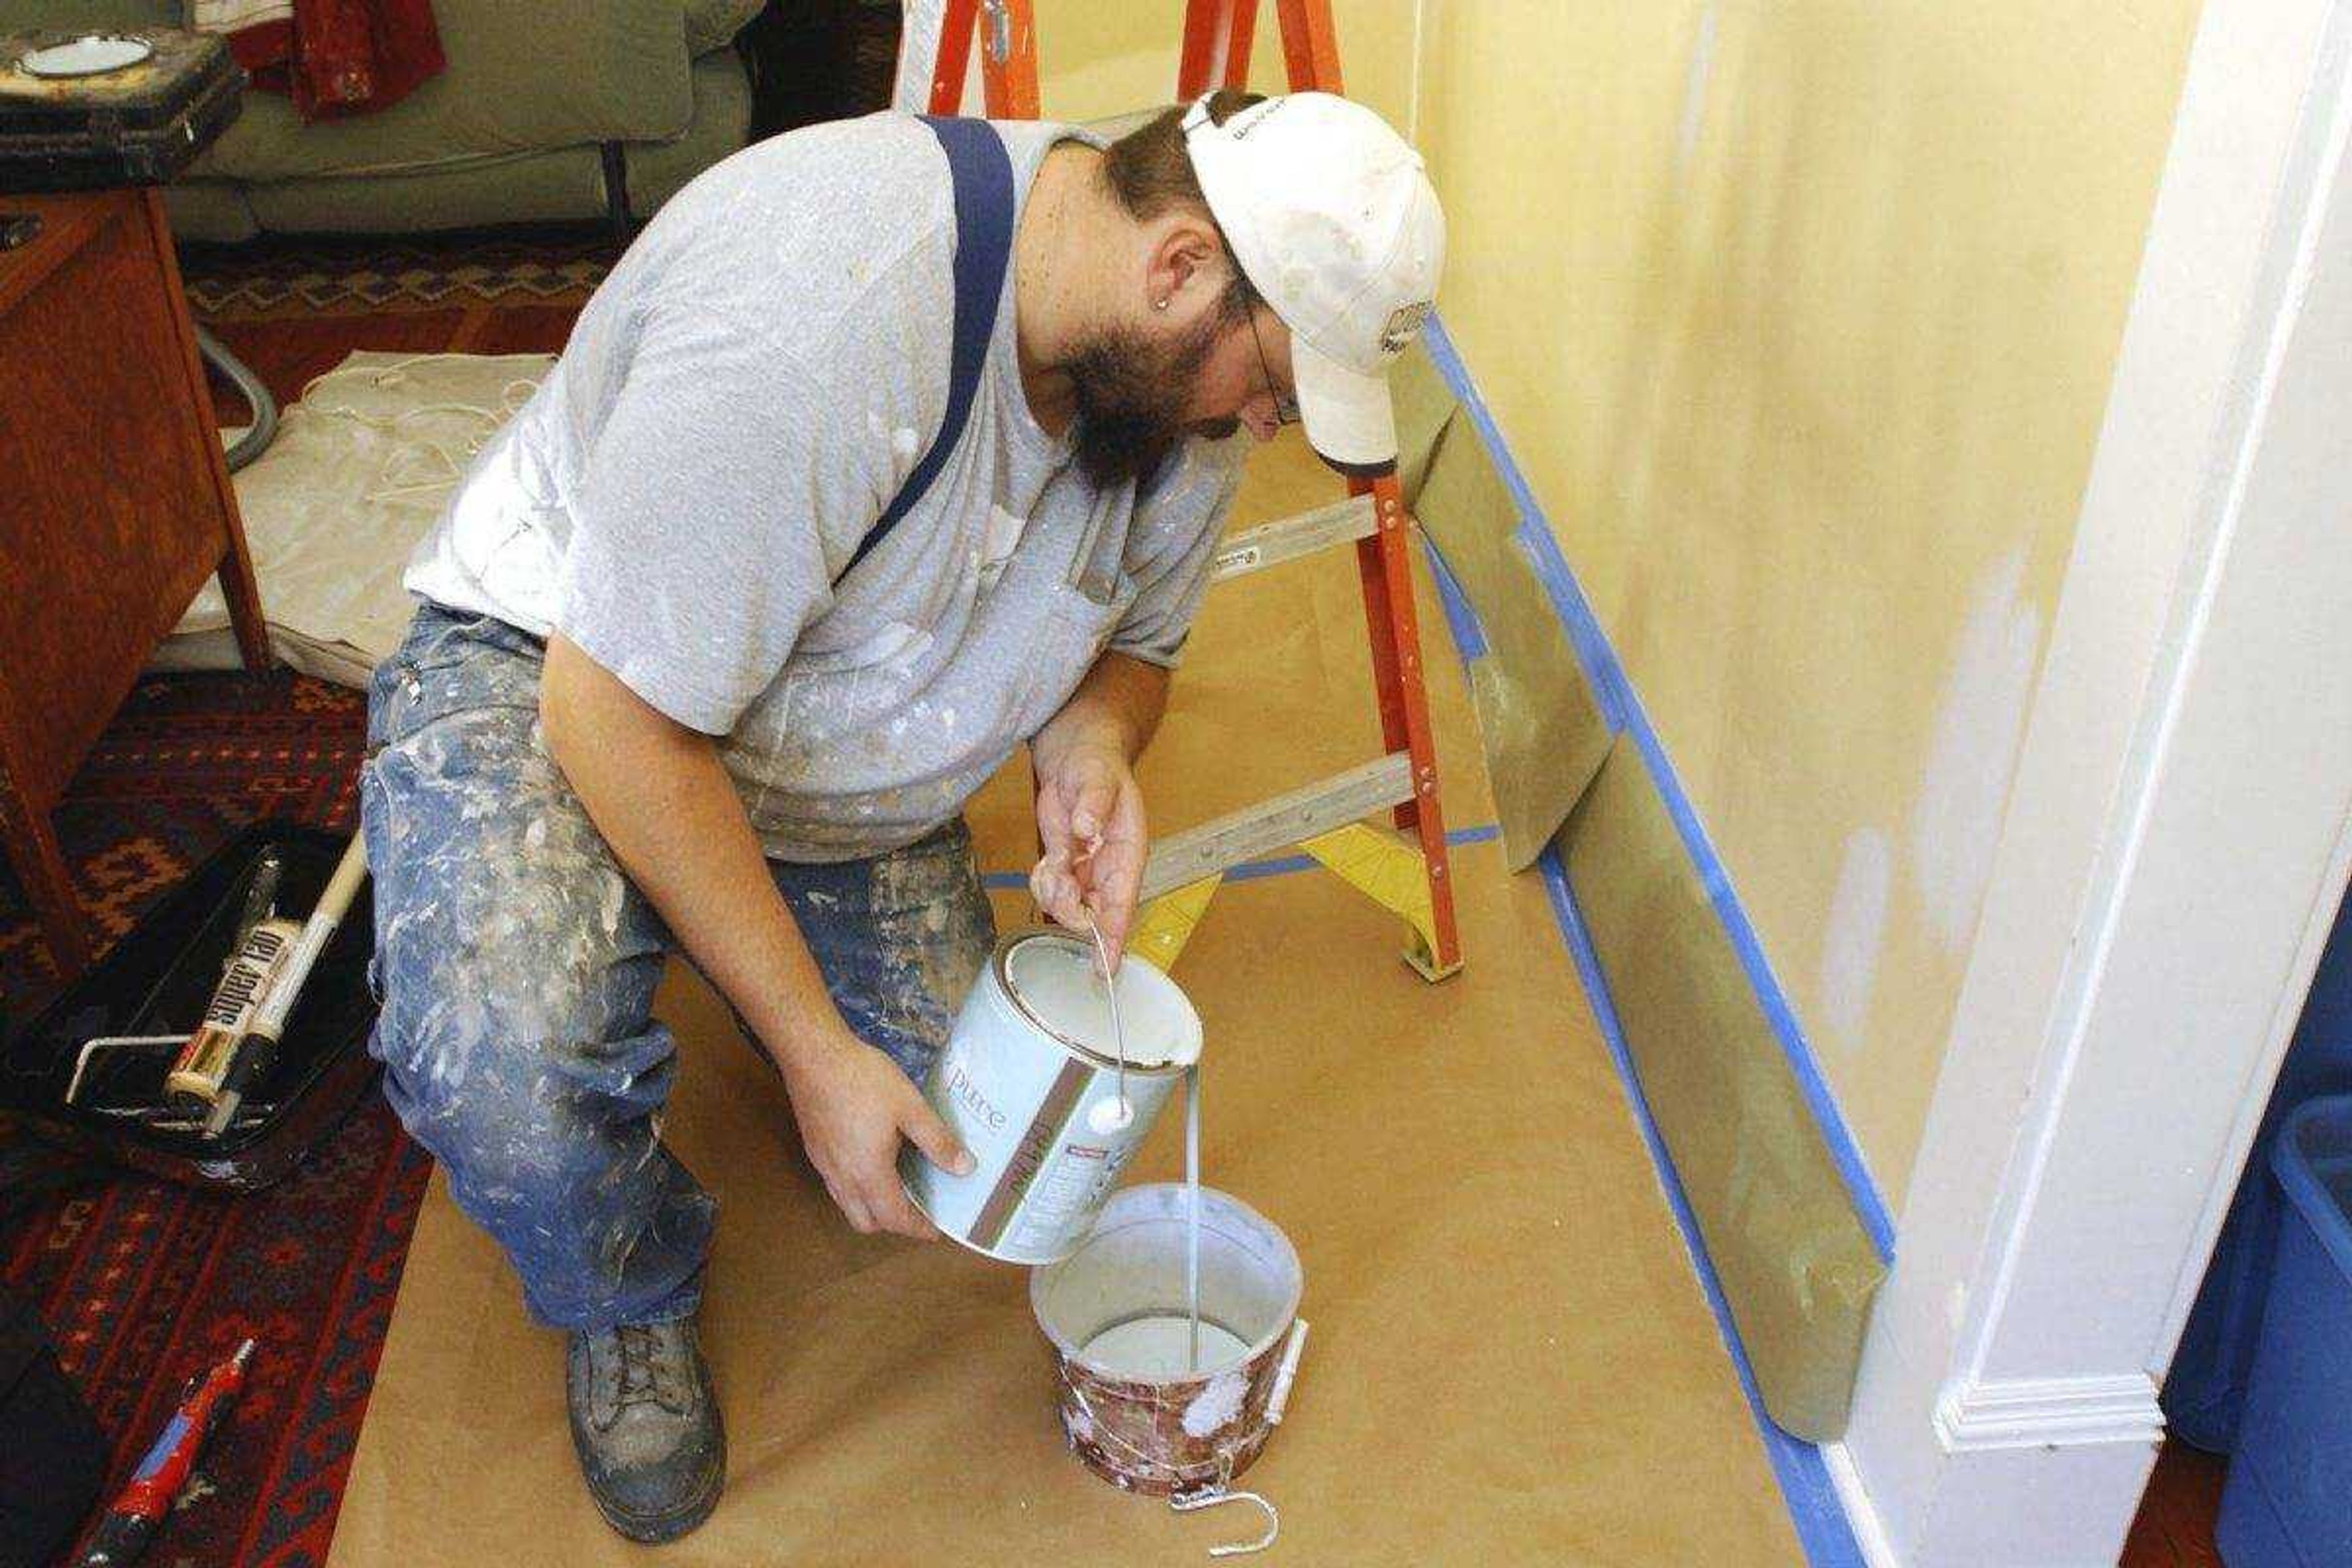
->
xmin=1246 ymin=306 xmax=1300 ymax=427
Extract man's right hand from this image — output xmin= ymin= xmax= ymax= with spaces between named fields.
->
xmin=542 ymin=635 xmax=976 ymax=1245
xmin=778 ymin=1028 xmax=974 ymax=1240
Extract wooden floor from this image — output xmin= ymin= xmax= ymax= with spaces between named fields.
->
xmin=2119 ymin=1441 xmax=2227 ymax=1567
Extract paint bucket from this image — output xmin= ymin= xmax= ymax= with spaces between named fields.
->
xmin=1031 ymin=1183 xmax=1305 ymax=1494
xmin=901 ymin=930 xmax=1202 ymax=1264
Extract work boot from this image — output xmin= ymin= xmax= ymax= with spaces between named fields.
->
xmin=565 ymin=1317 xmax=726 ymax=1542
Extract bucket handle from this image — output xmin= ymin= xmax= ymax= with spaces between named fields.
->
xmin=1171 ymin=1485 xmax=1280 ymax=1559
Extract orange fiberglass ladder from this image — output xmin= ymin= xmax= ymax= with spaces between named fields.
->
xmin=928 ymin=0 xmax=1463 ymax=982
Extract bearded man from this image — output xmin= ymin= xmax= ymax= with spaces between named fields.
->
xmin=362 ymin=88 xmax=1443 ymax=1540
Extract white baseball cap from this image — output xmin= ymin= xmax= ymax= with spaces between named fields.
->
xmin=1183 ymin=91 xmax=1444 ymax=471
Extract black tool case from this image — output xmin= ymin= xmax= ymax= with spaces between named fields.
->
xmin=0 ymin=28 xmax=244 ymax=193
xmin=0 ymin=824 xmax=379 ymax=1192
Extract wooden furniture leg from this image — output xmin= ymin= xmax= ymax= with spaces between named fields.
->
xmin=142 ymin=189 xmax=271 ymax=676
xmin=0 ymin=761 xmax=92 ymax=975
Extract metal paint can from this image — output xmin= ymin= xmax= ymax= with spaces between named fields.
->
xmin=1031 ymin=1183 xmax=1306 ymax=1494
xmin=900 ymin=930 xmax=1202 ymax=1264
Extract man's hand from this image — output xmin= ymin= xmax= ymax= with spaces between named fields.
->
xmin=1030 ymin=739 xmax=1150 ymax=969
xmin=777 ymin=1023 xmax=974 ymax=1238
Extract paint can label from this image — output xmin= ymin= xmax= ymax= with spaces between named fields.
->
xmin=902 ymin=933 xmax=1197 ymax=1264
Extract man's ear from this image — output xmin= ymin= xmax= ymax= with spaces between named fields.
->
xmin=1144 ymin=215 xmax=1228 ymax=316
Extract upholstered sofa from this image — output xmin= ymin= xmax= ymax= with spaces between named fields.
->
xmin=15 ymin=0 xmax=768 ymax=241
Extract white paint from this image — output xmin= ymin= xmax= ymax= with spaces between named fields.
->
xmin=1406 ymin=0 xmax=1427 ymax=146
xmin=1005 ymin=938 xmax=1201 ymax=1068
xmin=837 ymin=620 xmax=928 ymax=669
xmin=1082 ymin=1317 xmax=1251 ymax=1380
xmin=1181 ymin=1368 xmax=1251 ymax=1438
xmin=1820 ymin=827 xmax=1893 ymax=1052
xmin=1084 ymin=1096 xmax=1136 ymax=1134
xmin=1907 ymin=548 xmax=2041 ymax=957
xmin=1836 ymin=6 xmax=2352 ymax=1561
xmin=1675 ymin=2 xmax=1721 ymax=178
xmin=1186 ymin=1064 xmax=1202 ymax=1370
xmin=979 ymin=503 xmax=1026 ymax=590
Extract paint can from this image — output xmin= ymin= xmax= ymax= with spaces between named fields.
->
xmin=1031 ymin=1183 xmax=1306 ymax=1495
xmin=900 ymin=930 xmax=1202 ymax=1264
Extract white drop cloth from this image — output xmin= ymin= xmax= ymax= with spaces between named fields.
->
xmin=161 ymin=350 xmax=552 ymax=688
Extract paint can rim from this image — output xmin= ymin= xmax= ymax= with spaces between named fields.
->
xmin=990 ymin=929 xmax=1202 ymax=1074
xmin=1028 ymin=1182 xmax=1304 ymax=1375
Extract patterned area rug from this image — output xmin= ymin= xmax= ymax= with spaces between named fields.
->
xmin=0 ymin=671 xmax=366 ymax=1000
xmin=0 ymin=669 xmax=432 ymax=1568
xmin=4 ymin=1104 xmax=431 ymax=1568
xmin=181 ymin=228 xmax=619 ymax=321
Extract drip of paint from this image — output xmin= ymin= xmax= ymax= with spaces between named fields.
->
xmin=1084 ymin=917 xmax=1133 ymax=1133
xmin=1186 ymin=1062 xmax=1201 ymax=1372
xmin=1012 ymin=942 xmax=1189 ymax=1066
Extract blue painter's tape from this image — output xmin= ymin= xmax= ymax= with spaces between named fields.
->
xmin=1537 ymin=849 xmax=1868 ymax=1568
xmin=1420 ymin=314 xmax=1897 ymax=1262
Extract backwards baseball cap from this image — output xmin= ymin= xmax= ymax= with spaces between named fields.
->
xmin=1183 ymin=91 xmax=1444 ymax=471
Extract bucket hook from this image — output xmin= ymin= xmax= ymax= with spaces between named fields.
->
xmin=1170 ymin=1486 xmax=1280 ymax=1559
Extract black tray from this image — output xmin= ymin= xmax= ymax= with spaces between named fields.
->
xmin=0 ymin=29 xmax=244 ymax=192
xmin=0 ymin=824 xmax=379 ymax=1192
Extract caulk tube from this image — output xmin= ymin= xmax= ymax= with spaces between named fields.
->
xmin=166 ymin=917 xmax=301 ymax=1115
xmin=209 ymin=835 xmax=369 ymax=1134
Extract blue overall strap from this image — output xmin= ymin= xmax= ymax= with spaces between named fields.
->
xmin=834 ymin=115 xmax=1017 ymax=586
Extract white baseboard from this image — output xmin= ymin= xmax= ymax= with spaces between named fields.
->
xmin=1931 ymin=1373 xmax=2165 ymax=1452
xmin=1823 ymin=1441 xmax=1905 ymax=1568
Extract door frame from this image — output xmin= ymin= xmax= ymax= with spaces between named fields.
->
xmin=1825 ymin=1 xmax=2352 ymax=1562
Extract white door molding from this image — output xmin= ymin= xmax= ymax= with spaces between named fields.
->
xmin=1829 ymin=2 xmax=2352 ymax=1563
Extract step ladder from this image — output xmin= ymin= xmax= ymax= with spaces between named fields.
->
xmin=928 ymin=0 xmax=1463 ymax=982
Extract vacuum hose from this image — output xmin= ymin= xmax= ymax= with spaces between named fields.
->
xmin=194 ymin=322 xmax=277 ymax=472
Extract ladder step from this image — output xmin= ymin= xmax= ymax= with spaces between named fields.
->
xmin=1208 ymin=494 xmax=1378 ymax=585
xmin=1139 ymin=752 xmax=1414 ymax=902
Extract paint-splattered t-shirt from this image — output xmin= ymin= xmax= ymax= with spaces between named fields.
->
xmin=403 ymin=113 xmax=1245 ymax=862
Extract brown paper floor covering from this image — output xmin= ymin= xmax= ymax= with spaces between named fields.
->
xmin=323 ymin=435 xmax=1808 ymax=1567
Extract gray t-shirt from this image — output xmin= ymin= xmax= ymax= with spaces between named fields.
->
xmin=405 ymin=113 xmax=1244 ymax=861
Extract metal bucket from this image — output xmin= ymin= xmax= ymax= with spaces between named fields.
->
xmin=900 ymin=930 xmax=1202 ymax=1264
xmin=1031 ymin=1183 xmax=1305 ymax=1495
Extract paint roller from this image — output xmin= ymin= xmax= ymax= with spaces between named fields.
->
xmin=164 ymin=836 xmax=369 ymax=1135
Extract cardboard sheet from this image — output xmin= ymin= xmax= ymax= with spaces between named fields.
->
xmin=326 ymin=436 xmax=1807 ymax=1567
xmin=1409 ymin=372 xmax=1613 ymax=872
xmin=1390 ymin=339 xmax=1458 ymax=509
xmin=1556 ymin=742 xmax=1887 ymax=1441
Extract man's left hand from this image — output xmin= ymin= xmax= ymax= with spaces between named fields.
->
xmin=1031 ymin=741 xmax=1149 ymax=969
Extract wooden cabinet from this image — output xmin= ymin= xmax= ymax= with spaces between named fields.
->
xmin=0 ymin=186 xmax=268 ymax=975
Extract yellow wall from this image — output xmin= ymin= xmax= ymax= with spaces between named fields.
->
xmin=1028 ymin=0 xmax=1415 ymax=131
xmin=1414 ymin=2 xmax=2198 ymax=1204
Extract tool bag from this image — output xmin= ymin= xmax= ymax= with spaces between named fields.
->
xmin=0 ymin=1284 xmax=107 ymax=1568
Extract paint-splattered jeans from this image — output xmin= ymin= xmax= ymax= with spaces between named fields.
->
xmin=359 ymin=600 xmax=997 ymax=1331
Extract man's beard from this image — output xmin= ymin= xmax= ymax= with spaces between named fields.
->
xmin=1065 ymin=312 xmax=1231 ymax=489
